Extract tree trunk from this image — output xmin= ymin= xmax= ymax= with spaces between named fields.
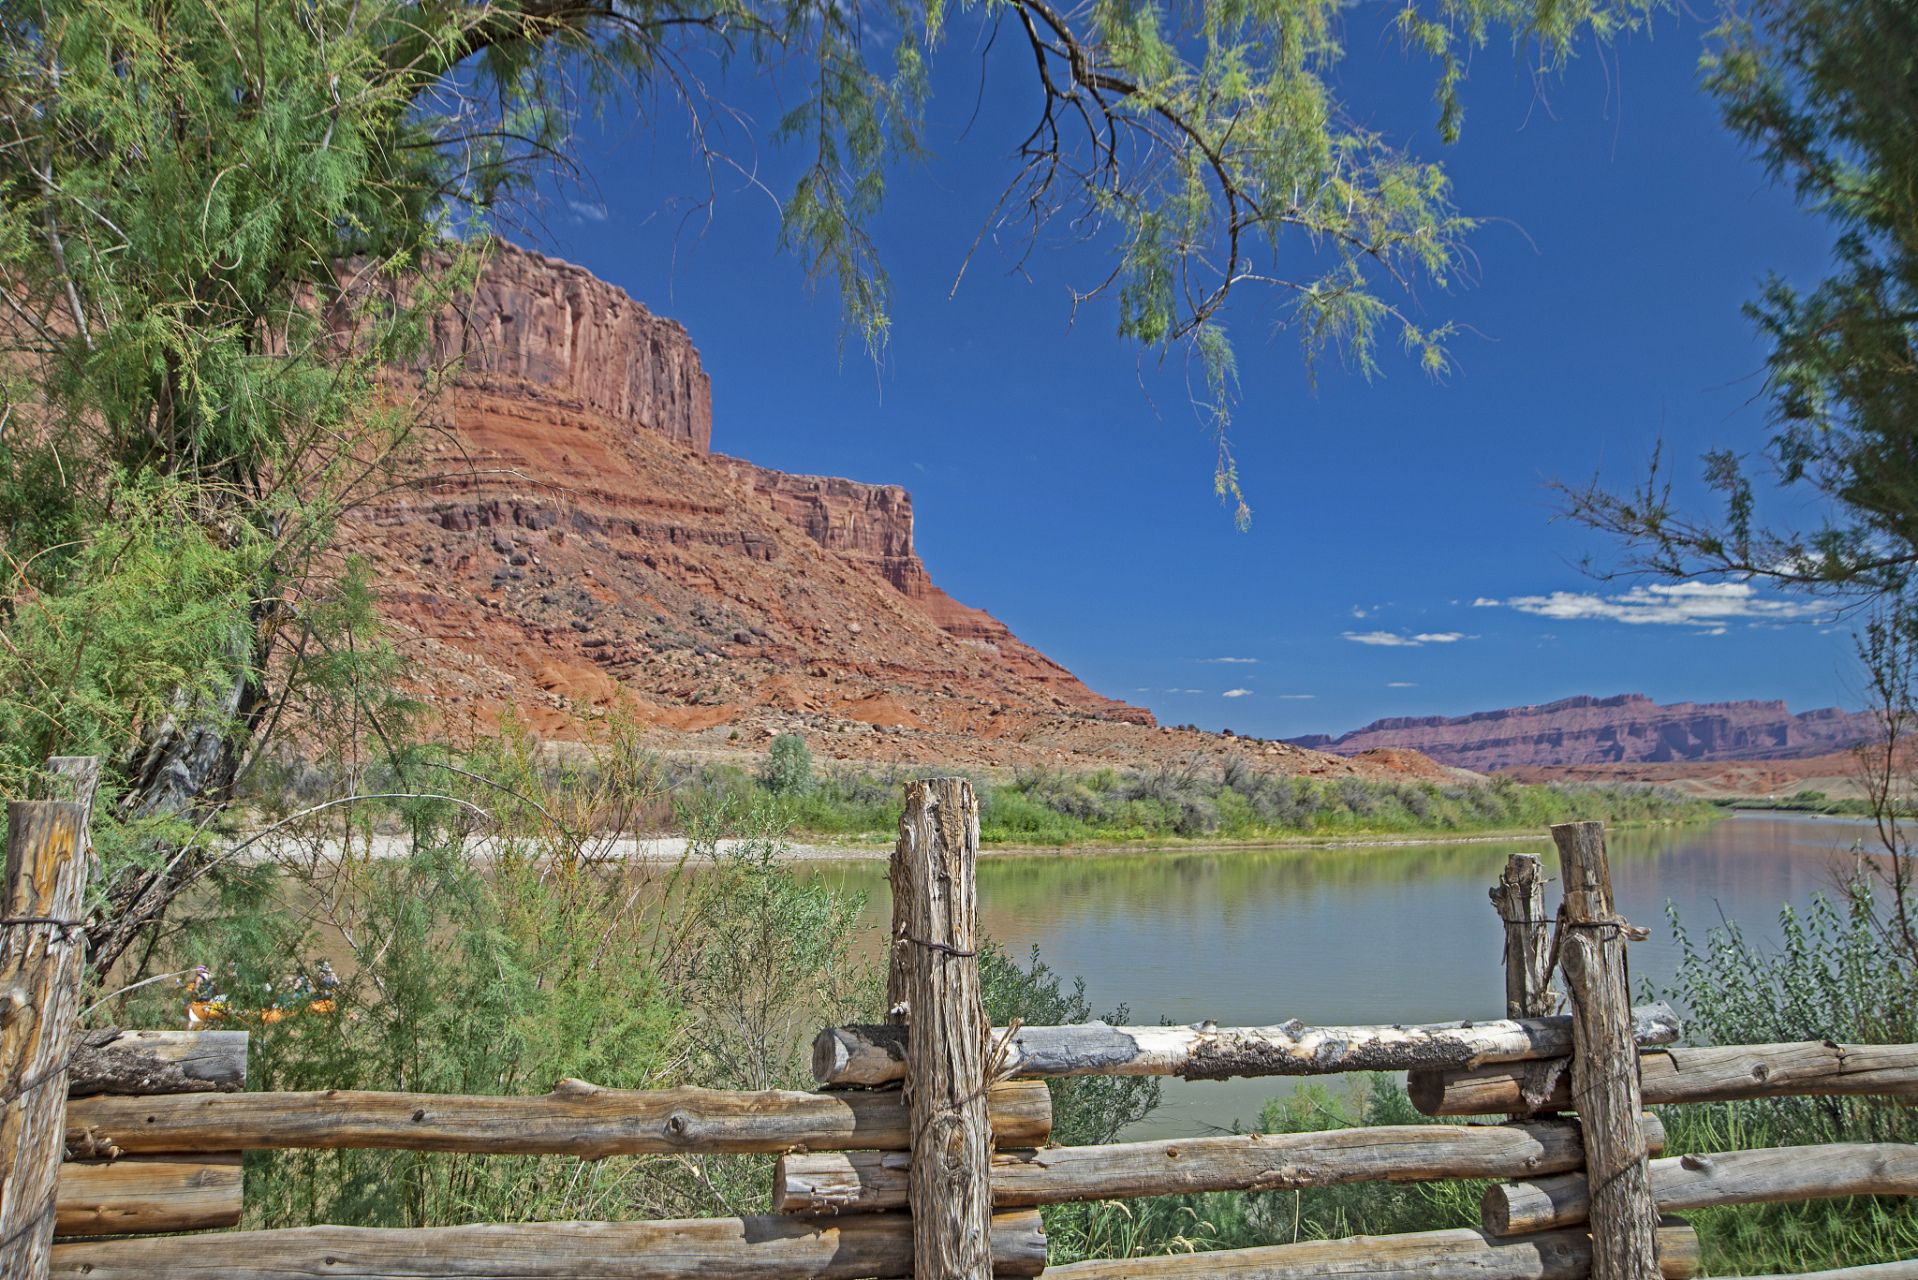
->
xmin=88 ymin=628 xmax=266 ymax=977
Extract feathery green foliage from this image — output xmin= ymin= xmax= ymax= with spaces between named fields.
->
xmin=1558 ymin=0 xmax=1918 ymax=593
xmin=761 ymin=733 xmax=816 ymax=795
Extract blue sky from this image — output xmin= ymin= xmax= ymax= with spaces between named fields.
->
xmin=518 ymin=4 xmax=1856 ymax=739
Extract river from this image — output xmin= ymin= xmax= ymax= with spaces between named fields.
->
xmin=814 ymin=813 xmax=1892 ymax=1139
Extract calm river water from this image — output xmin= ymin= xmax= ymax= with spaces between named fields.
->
xmin=813 ymin=814 xmax=1890 ymax=1139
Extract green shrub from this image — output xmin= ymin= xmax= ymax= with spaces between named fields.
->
xmin=761 ymin=734 xmax=814 ymax=795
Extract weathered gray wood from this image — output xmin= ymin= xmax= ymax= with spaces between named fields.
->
xmin=1040 ymin=1223 xmax=1700 ymax=1280
xmin=1553 ymin=821 xmax=1659 ymax=1280
xmin=46 ymin=1208 xmax=1048 ymax=1278
xmin=815 ymin=1005 xmax=1681 ymax=1085
xmin=885 ymin=799 xmax=914 ymax=1026
xmin=898 ymin=777 xmax=993 ymax=1280
xmin=55 ymin=1153 xmax=243 ymax=1236
xmin=1411 ymin=1041 xmax=1918 ymax=1116
xmin=35 ymin=762 xmax=99 ymax=827
xmin=1716 ymin=1262 xmax=1918 ymax=1280
xmin=1 ymin=798 xmax=92 ymax=1280
xmin=1484 ymin=1141 xmax=1918 ymax=1235
xmin=774 ymin=1113 xmax=1668 ymax=1212
xmin=63 ymin=1078 xmax=1050 ymax=1156
xmin=1493 ymin=853 xmax=1557 ymax=1021
xmin=68 ymin=1029 xmax=248 ymax=1097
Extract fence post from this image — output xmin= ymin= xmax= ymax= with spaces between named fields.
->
xmin=897 ymin=778 xmax=992 ymax=1280
xmin=1551 ymin=820 xmax=1658 ymax=1280
xmin=1492 ymin=852 xmax=1555 ymax=1020
xmin=1 ymin=759 xmax=98 ymax=1280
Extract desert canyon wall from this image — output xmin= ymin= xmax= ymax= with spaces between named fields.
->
xmin=340 ymin=240 xmax=1361 ymax=775
xmin=1289 ymin=693 xmax=1878 ymax=771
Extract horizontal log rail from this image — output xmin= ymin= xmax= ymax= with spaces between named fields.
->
xmin=1485 ymin=1142 xmax=1918 ymax=1235
xmin=1411 ymin=1042 xmax=1918 ymax=1116
xmin=46 ymin=1209 xmax=1048 ymax=1278
xmin=1040 ymin=1222 xmax=1700 ymax=1280
xmin=63 ymin=1079 xmax=1050 ymax=1157
xmin=68 ymin=1029 xmax=248 ymax=1097
xmin=55 ymin=1154 xmax=243 ymax=1236
xmin=1723 ymin=1262 xmax=1918 ymax=1280
xmin=814 ymin=1004 xmax=1681 ymax=1085
xmin=775 ymin=1114 xmax=1668 ymax=1213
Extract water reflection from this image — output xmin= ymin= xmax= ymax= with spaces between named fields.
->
xmin=813 ymin=814 xmax=1889 ymax=1137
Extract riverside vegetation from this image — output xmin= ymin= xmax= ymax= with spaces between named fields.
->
xmin=680 ymin=733 xmax=1718 ymax=846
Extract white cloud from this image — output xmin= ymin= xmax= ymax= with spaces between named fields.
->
xmin=1351 ymin=607 xmax=1369 ymax=619
xmin=1472 ymin=598 xmax=1500 ymax=607
xmin=1493 ymin=583 xmax=1829 ymax=628
xmin=1202 ymin=657 xmax=1258 ymax=664
xmin=568 ymin=201 xmax=610 ymax=222
xmin=1223 ymin=689 xmax=1253 ymax=697
xmin=1277 ymin=694 xmax=1315 ymax=699
xmin=1343 ymin=631 xmax=1469 ymax=647
xmin=1388 ymin=682 xmax=1418 ymax=688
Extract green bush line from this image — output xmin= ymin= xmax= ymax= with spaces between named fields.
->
xmin=1718 ymin=790 xmax=1876 ymax=817
xmin=672 ymin=749 xmax=1717 ymax=847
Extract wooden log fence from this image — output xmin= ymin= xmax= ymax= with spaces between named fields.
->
xmin=67 ymin=1029 xmax=248 ymax=1097
xmin=1040 ymin=1223 xmax=1703 ymax=1280
xmin=814 ymin=1004 xmax=1682 ymax=1086
xmin=3 ymin=781 xmax=1914 ymax=1280
xmin=47 ymin=1210 xmax=1051 ymax=1278
xmin=1 ymin=758 xmax=97 ymax=1280
xmin=774 ymin=1114 xmax=1668 ymax=1213
xmin=1485 ymin=1143 xmax=1918 ymax=1236
xmin=63 ymin=1078 xmax=1052 ymax=1157
xmin=54 ymin=1154 xmax=244 ymax=1237
xmin=1412 ymin=1042 xmax=1918 ymax=1116
xmin=1553 ymin=821 xmax=1659 ymax=1280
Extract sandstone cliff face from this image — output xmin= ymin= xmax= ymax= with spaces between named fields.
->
xmin=429 ymin=242 xmax=713 ymax=451
xmin=343 ymin=240 xmax=1182 ymax=768
xmin=712 ymin=455 xmax=1148 ymax=721
xmin=1288 ymin=694 xmax=1879 ymax=770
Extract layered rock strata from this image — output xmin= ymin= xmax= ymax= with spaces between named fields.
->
xmin=1289 ymin=694 xmax=1878 ymax=771
xmin=347 ymin=239 xmax=1203 ymax=771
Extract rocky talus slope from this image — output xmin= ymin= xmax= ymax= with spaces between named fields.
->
xmin=1289 ymin=693 xmax=1879 ymax=771
xmin=346 ymin=241 xmax=1412 ymax=780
